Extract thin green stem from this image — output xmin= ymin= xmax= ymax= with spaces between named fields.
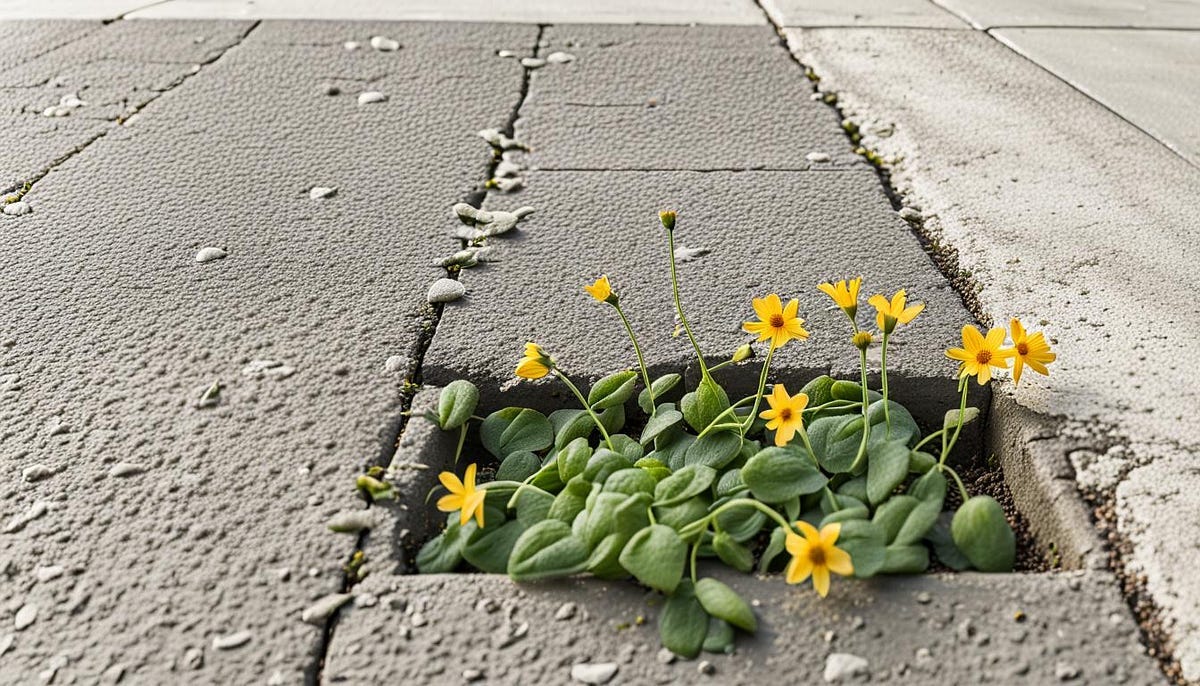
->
xmin=504 ymin=481 xmax=554 ymax=510
xmin=666 ymin=228 xmax=710 ymax=379
xmin=880 ymin=331 xmax=892 ymax=435
xmin=848 ymin=347 xmax=871 ymax=473
xmin=614 ymin=303 xmax=656 ymax=415
xmin=553 ymin=369 xmax=615 ymax=450
xmin=912 ymin=428 xmax=948 ymax=453
xmin=453 ymin=424 xmax=468 ymax=465
xmin=647 ymin=506 xmax=657 ymax=526
xmin=706 ymin=498 xmax=794 ymax=533
xmin=941 ymin=464 xmax=971 ymax=502
xmin=940 ymin=377 xmax=971 ymax=466
xmin=741 ymin=344 xmax=775 ymax=435
xmin=689 ymin=540 xmax=701 ymax=584
xmin=797 ymin=425 xmax=819 ymax=466
xmin=696 ymin=397 xmax=756 ymax=439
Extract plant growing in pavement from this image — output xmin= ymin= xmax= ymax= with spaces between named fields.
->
xmin=416 ymin=210 xmax=1056 ymax=658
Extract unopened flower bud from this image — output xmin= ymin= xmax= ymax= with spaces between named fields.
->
xmin=852 ymin=331 xmax=874 ymax=351
xmin=659 ymin=210 xmax=677 ymax=231
xmin=731 ymin=344 xmax=754 ymax=362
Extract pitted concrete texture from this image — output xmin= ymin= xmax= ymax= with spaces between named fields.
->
xmin=325 ymin=567 xmax=1161 ymax=685
xmin=0 ymin=0 xmax=156 ymax=20
xmin=126 ymin=0 xmax=767 ymax=24
xmin=760 ymin=0 xmax=967 ymax=28
xmin=0 ymin=20 xmax=99 ymax=73
xmin=789 ymin=26 xmax=1200 ymax=680
xmin=0 ymin=19 xmax=255 ymax=192
xmin=0 ymin=20 xmax=537 ymax=683
xmin=513 ymin=25 xmax=861 ymax=172
xmin=424 ymin=169 xmax=980 ymax=426
xmin=993 ymin=28 xmax=1200 ymax=168
xmin=935 ymin=0 xmax=1200 ymax=29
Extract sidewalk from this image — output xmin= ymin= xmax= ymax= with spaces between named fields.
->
xmin=1 ymin=2 xmax=1196 ymax=684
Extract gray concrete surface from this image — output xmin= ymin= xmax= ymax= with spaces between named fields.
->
xmin=0 ymin=19 xmax=536 ymax=683
xmin=935 ymin=0 xmax=1200 ymax=29
xmin=993 ymin=28 xmax=1200 ymax=167
xmin=126 ymin=0 xmax=767 ymax=24
xmin=760 ymin=0 xmax=967 ymax=28
xmin=789 ymin=24 xmax=1200 ymax=681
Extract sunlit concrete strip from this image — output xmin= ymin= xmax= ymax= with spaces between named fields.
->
xmin=789 ymin=26 xmax=1200 ymax=681
xmin=125 ymin=0 xmax=766 ymax=24
xmin=759 ymin=0 xmax=967 ymax=28
xmin=934 ymin=0 xmax=1200 ymax=29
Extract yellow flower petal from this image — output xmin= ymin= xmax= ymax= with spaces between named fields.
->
xmin=818 ymin=522 xmax=841 ymax=546
xmin=825 ymin=546 xmax=854 ymax=576
xmin=795 ymin=520 xmax=820 ymax=542
xmin=786 ymin=553 xmax=814 ymax=585
xmin=438 ymin=470 xmax=464 ymax=494
xmin=812 ymin=565 xmax=831 ymax=597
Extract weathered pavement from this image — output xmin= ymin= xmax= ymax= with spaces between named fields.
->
xmin=1 ymin=2 xmax=1195 ymax=685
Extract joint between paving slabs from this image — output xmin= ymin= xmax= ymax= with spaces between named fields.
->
xmin=307 ymin=24 xmax=548 ymax=685
xmin=1 ymin=20 xmax=262 ymax=203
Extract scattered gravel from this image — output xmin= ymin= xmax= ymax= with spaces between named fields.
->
xmin=212 ymin=631 xmax=252 ymax=650
xmin=370 ymin=36 xmax=400 ymax=52
xmin=14 ymin=605 xmax=38 ymax=631
xmin=497 ymin=49 xmax=517 ymax=58
xmin=898 ymin=207 xmax=922 ymax=222
xmin=674 ymin=246 xmax=711 ymax=262
xmin=22 ymin=464 xmax=53 ymax=482
xmin=35 ymin=565 xmax=64 ymax=582
xmin=521 ymin=57 xmax=547 ymax=69
xmin=656 ymin=648 xmax=676 ymax=664
xmin=110 ymin=462 xmax=146 ymax=478
xmin=823 ymin=653 xmax=869 ymax=683
xmin=182 ymin=647 xmax=204 ymax=669
xmin=384 ymin=355 xmax=408 ymax=373
xmin=327 ymin=510 xmax=374 ymax=533
xmin=358 ymin=91 xmax=388 ymax=105
xmin=343 ymin=41 xmax=360 ymax=51
xmin=241 ymin=360 xmax=296 ymax=379
xmin=546 ymin=51 xmax=576 ymax=64
xmin=698 ymin=660 xmax=716 ymax=675
xmin=2 ymin=201 xmax=31 ymax=216
xmin=301 ymin=593 xmax=352 ymax=625
xmin=4 ymin=501 xmax=49 ymax=534
xmin=427 ymin=278 xmax=465 ymax=304
xmin=194 ymin=247 xmax=227 ymax=263
xmin=807 ymin=151 xmax=831 ymax=163
xmin=554 ymin=602 xmax=577 ymax=621
xmin=309 ymin=186 xmax=337 ymax=200
xmin=571 ymin=662 xmax=619 ymax=684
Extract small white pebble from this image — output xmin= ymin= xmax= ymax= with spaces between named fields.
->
xmin=14 ymin=605 xmax=38 ymax=631
xmin=571 ymin=662 xmax=618 ymax=684
xmin=497 ymin=49 xmax=517 ymax=58
xmin=546 ymin=51 xmax=575 ymax=64
xmin=195 ymin=247 xmax=227 ymax=263
xmin=309 ymin=186 xmax=337 ymax=200
xmin=2 ymin=201 xmax=31 ymax=216
xmin=212 ymin=631 xmax=252 ymax=650
xmin=806 ymin=151 xmax=831 ymax=163
xmin=521 ymin=57 xmax=546 ymax=69
xmin=22 ymin=464 xmax=54 ymax=482
xmin=35 ymin=565 xmax=64 ymax=583
xmin=110 ymin=462 xmax=146 ymax=478
xmin=427 ymin=278 xmax=465 ymax=304
xmin=369 ymin=36 xmax=400 ymax=51
xmin=343 ymin=41 xmax=360 ymax=50
xmin=358 ymin=91 xmax=387 ymax=105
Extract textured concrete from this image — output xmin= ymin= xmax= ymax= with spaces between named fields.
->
xmin=127 ymin=0 xmax=766 ymax=24
xmin=936 ymin=0 xmax=1200 ymax=29
xmin=326 ymin=569 xmax=1160 ymax=684
xmin=994 ymin=28 xmax=1200 ymax=167
xmin=424 ymin=169 xmax=978 ymax=427
xmin=0 ymin=20 xmax=536 ymax=683
xmin=789 ymin=25 xmax=1200 ymax=680
xmin=0 ymin=0 xmax=156 ymax=20
xmin=514 ymin=25 xmax=861 ymax=171
xmin=760 ymin=0 xmax=966 ymax=28
xmin=334 ymin=391 xmax=1159 ymax=685
xmin=0 ymin=20 xmax=99 ymax=73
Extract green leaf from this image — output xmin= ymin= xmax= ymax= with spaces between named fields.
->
xmin=714 ymin=469 xmax=746 ymax=499
xmin=681 ymin=378 xmax=731 ymax=433
xmin=512 ymin=487 xmax=554 ymax=526
xmin=879 ymin=544 xmax=930 ymax=574
xmin=550 ymin=409 xmax=593 ymax=450
xmin=527 ymin=458 xmax=564 ymax=492
xmin=894 ymin=498 xmax=941 ymax=546
xmin=867 ymin=438 xmax=911 ymax=505
xmin=481 ymin=408 xmax=553 ymax=458
xmin=872 ymin=494 xmax=920 ymax=544
xmin=714 ymin=504 xmax=766 ymax=543
xmin=640 ymin=405 xmax=684 ymax=446
xmin=659 ymin=580 xmax=708 ymax=659
xmin=463 ymin=519 xmax=525 ymax=574
xmin=619 ymin=524 xmax=686 ymax=593
xmin=588 ymin=370 xmax=638 ymax=410
xmin=633 ymin=456 xmax=672 ymax=482
xmin=909 ymin=468 xmax=947 ymax=503
xmin=655 ymin=428 xmax=696 ymax=471
xmin=588 ymin=532 xmax=631 ymax=579
xmin=639 ymin=374 xmax=683 ymax=414
xmin=702 ymin=618 xmax=735 ymax=654
xmin=694 ymin=578 xmax=756 ymax=632
xmin=835 ymin=519 xmax=887 ymax=578
xmin=599 ymin=404 xmax=626 ymax=435
xmin=808 ymin=415 xmax=864 ymax=474
xmin=437 ymin=380 xmax=479 ymax=431
xmin=944 ymin=406 xmax=980 ymax=429
xmin=909 ymin=450 xmax=936 ymax=474
xmin=547 ymin=477 xmax=592 ymax=523
xmin=830 ymin=380 xmax=882 ymax=403
xmin=507 ymin=520 xmax=590 ymax=581
xmin=603 ymin=468 xmax=657 ymax=496
xmin=835 ymin=475 xmax=868 ymax=504
xmin=742 ymin=446 xmax=828 ymax=503
xmin=582 ymin=449 xmax=633 ymax=484
xmin=799 ymin=375 xmax=836 ymax=406
xmin=581 ymin=492 xmax=630 ymax=548
xmin=927 ymin=512 xmax=972 ymax=570
xmin=496 ymin=450 xmax=541 ymax=482
xmin=415 ymin=517 xmax=466 ymax=573
xmin=952 ymin=496 xmax=1015 ymax=572
xmin=712 ymin=531 xmax=754 ymax=573
xmin=654 ymin=496 xmax=711 ymax=540
xmin=654 ymin=464 xmax=717 ymax=507
xmin=758 ymin=526 xmax=788 ymax=573
xmin=684 ymin=430 xmax=743 ymax=469
xmin=608 ymin=434 xmax=645 ymax=462
xmin=867 ymin=399 xmax=919 ymax=446
xmin=556 ymin=438 xmax=593 ymax=483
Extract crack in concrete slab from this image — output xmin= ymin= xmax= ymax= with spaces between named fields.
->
xmin=1 ymin=19 xmax=261 ymax=199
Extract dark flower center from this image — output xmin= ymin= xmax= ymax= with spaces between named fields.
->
xmin=975 ymin=350 xmax=992 ymax=364
xmin=1017 ymin=342 xmax=1029 ymax=355
xmin=770 ymin=314 xmax=785 ymax=328
xmin=779 ymin=409 xmax=793 ymax=422
xmin=808 ymin=546 xmax=826 ymax=565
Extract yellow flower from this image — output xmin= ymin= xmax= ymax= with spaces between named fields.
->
xmin=515 ymin=342 xmax=552 ymax=379
xmin=760 ymin=383 xmax=809 ymax=447
xmin=868 ymin=290 xmax=925 ymax=334
xmin=851 ymin=330 xmax=874 ymax=351
xmin=785 ymin=521 xmax=854 ymax=597
xmin=659 ymin=210 xmax=677 ymax=230
xmin=743 ymin=294 xmax=809 ymax=350
xmin=584 ymin=275 xmax=616 ymax=304
xmin=436 ymin=463 xmax=486 ymax=527
xmin=1007 ymin=318 xmax=1056 ymax=386
xmin=817 ymin=277 xmax=862 ymax=318
xmin=946 ymin=325 xmax=1014 ymax=385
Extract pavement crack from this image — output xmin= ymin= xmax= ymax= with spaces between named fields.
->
xmin=1 ymin=20 xmax=261 ymax=200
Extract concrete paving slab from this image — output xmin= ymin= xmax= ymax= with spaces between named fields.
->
xmin=760 ymin=0 xmax=967 ymax=28
xmin=514 ymin=24 xmax=861 ymax=171
xmin=0 ymin=0 xmax=157 ymax=20
xmin=0 ymin=20 xmax=536 ymax=683
xmin=423 ymin=169 xmax=977 ymax=426
xmin=0 ymin=20 xmax=100 ymax=73
xmin=126 ymin=0 xmax=766 ymax=25
xmin=788 ymin=25 xmax=1200 ymax=681
xmin=326 ymin=568 xmax=1159 ymax=684
xmin=993 ymin=28 xmax=1200 ymax=168
xmin=935 ymin=0 xmax=1200 ymax=29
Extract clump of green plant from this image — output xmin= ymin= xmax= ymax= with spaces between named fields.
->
xmin=418 ymin=210 xmax=1055 ymax=658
